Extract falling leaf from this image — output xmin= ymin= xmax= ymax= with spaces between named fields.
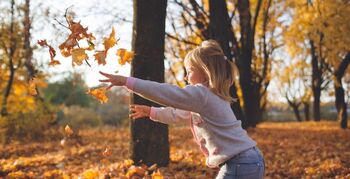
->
xmin=94 ymin=51 xmax=107 ymax=65
xmin=117 ymin=48 xmax=134 ymax=65
xmin=38 ymin=39 xmax=60 ymax=66
xmin=72 ymin=48 xmax=88 ymax=66
xmin=49 ymin=60 xmax=61 ymax=66
xmin=28 ymin=78 xmax=37 ymax=96
xmin=65 ymin=125 xmax=73 ymax=136
xmin=103 ymin=27 xmax=117 ymax=52
xmin=87 ymin=40 xmax=95 ymax=51
xmin=86 ymin=88 xmax=108 ymax=104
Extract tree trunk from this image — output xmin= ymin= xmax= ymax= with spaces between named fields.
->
xmin=286 ymin=98 xmax=302 ymax=122
xmin=310 ymin=40 xmax=321 ymax=121
xmin=291 ymin=104 xmax=302 ymax=122
xmin=130 ymin=0 xmax=169 ymax=166
xmin=23 ymin=0 xmax=36 ymax=80
xmin=303 ymin=102 xmax=310 ymax=121
xmin=235 ymin=0 xmax=263 ymax=128
xmin=1 ymin=0 xmax=16 ymax=117
xmin=208 ymin=0 xmax=246 ymax=127
xmin=334 ymin=52 xmax=350 ymax=129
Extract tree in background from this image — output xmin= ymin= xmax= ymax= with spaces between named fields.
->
xmin=130 ymin=0 xmax=169 ymax=166
xmin=276 ymin=60 xmax=311 ymax=121
xmin=285 ymin=0 xmax=350 ymax=128
xmin=165 ymin=0 xmax=284 ymax=127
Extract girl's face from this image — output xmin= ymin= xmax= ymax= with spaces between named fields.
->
xmin=184 ymin=64 xmax=207 ymax=85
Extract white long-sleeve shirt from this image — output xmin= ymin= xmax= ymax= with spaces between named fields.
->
xmin=126 ymin=77 xmax=256 ymax=168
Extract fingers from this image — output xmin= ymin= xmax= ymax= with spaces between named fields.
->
xmin=99 ymin=71 xmax=113 ymax=77
xmin=99 ymin=79 xmax=110 ymax=82
xmin=129 ymin=112 xmax=142 ymax=120
xmin=130 ymin=104 xmax=143 ymax=110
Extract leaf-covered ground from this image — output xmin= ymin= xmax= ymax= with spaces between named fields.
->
xmin=1 ymin=121 xmax=349 ymax=178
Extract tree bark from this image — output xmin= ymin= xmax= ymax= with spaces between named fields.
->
xmin=286 ymin=98 xmax=302 ymax=122
xmin=235 ymin=0 xmax=263 ymax=128
xmin=208 ymin=0 xmax=246 ymax=127
xmin=23 ymin=0 xmax=36 ymax=80
xmin=334 ymin=52 xmax=350 ymax=129
xmin=303 ymin=102 xmax=310 ymax=121
xmin=130 ymin=0 xmax=169 ymax=166
xmin=310 ymin=40 xmax=321 ymax=121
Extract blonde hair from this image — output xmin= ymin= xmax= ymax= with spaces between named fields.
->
xmin=184 ymin=40 xmax=237 ymax=102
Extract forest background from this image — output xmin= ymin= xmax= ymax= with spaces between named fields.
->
xmin=0 ymin=0 xmax=349 ymax=178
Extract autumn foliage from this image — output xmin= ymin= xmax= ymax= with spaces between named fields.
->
xmin=36 ymin=19 xmax=134 ymax=104
xmin=0 ymin=121 xmax=349 ymax=178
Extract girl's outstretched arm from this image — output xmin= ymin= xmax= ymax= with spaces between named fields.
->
xmin=130 ymin=104 xmax=191 ymax=124
xmin=99 ymin=71 xmax=208 ymax=113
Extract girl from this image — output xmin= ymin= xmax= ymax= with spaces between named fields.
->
xmin=99 ymin=40 xmax=265 ymax=179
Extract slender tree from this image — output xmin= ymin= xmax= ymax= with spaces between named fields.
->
xmin=1 ymin=0 xmax=20 ymax=116
xmin=334 ymin=52 xmax=350 ymax=129
xmin=208 ymin=0 xmax=246 ymax=127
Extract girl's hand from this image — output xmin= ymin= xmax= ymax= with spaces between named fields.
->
xmin=129 ymin=104 xmax=151 ymax=119
xmin=99 ymin=71 xmax=127 ymax=90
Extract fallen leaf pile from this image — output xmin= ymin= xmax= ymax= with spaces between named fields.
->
xmin=0 ymin=121 xmax=349 ymax=178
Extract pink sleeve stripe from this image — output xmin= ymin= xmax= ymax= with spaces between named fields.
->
xmin=126 ymin=77 xmax=137 ymax=90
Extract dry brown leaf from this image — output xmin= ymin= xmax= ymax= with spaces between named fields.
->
xmin=94 ymin=51 xmax=107 ymax=65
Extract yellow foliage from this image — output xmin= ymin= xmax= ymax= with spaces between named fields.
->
xmin=81 ymin=169 xmax=99 ymax=179
xmin=86 ymin=87 xmax=108 ymax=104
xmin=72 ymin=48 xmax=88 ymax=66
xmin=28 ymin=78 xmax=37 ymax=96
xmin=0 ymin=122 xmax=349 ymax=178
xmin=125 ymin=165 xmax=146 ymax=178
xmin=151 ymin=169 xmax=164 ymax=179
xmin=117 ymin=48 xmax=134 ymax=65
xmin=285 ymin=0 xmax=350 ymax=67
xmin=103 ymin=27 xmax=117 ymax=52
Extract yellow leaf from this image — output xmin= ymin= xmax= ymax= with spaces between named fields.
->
xmin=117 ymin=48 xmax=134 ymax=65
xmin=126 ymin=166 xmax=146 ymax=178
xmin=86 ymin=88 xmax=108 ymax=104
xmin=81 ymin=169 xmax=99 ymax=179
xmin=151 ymin=169 xmax=164 ymax=179
xmin=72 ymin=48 xmax=88 ymax=66
xmin=103 ymin=27 xmax=117 ymax=52
xmin=49 ymin=60 xmax=61 ymax=66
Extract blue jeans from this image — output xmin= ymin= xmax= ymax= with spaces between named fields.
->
xmin=216 ymin=147 xmax=265 ymax=179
